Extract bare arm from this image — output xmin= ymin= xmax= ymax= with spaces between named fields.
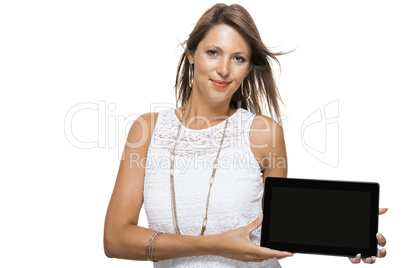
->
xmin=104 ymin=114 xmax=206 ymax=260
xmin=103 ymin=112 xmax=210 ymax=260
xmin=103 ymin=112 xmax=292 ymax=262
xmin=249 ymin=115 xmax=288 ymax=180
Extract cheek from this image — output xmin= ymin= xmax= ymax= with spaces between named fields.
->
xmin=196 ymin=59 xmax=215 ymax=77
xmin=239 ymin=64 xmax=251 ymax=76
xmin=194 ymin=54 xmax=216 ymax=76
xmin=233 ymin=65 xmax=250 ymax=81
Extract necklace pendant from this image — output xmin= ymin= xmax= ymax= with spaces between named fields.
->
xmin=200 ymin=226 xmax=206 ymax=236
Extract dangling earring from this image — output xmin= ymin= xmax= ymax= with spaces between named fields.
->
xmin=189 ymin=64 xmax=194 ymax=88
xmin=241 ymin=80 xmax=251 ymax=100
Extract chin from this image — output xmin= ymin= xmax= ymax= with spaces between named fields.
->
xmin=209 ymin=93 xmax=232 ymax=103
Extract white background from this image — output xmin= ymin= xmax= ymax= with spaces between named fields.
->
xmin=1 ymin=0 xmax=401 ymax=267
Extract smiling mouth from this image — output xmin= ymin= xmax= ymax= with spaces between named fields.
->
xmin=211 ymin=79 xmax=231 ymax=89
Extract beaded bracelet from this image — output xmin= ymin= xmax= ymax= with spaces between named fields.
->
xmin=146 ymin=231 xmax=163 ymax=262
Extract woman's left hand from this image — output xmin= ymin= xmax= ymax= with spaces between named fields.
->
xmin=349 ymin=208 xmax=388 ymax=264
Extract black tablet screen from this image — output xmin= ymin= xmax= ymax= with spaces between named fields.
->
xmin=261 ymin=177 xmax=379 ymax=257
xmin=269 ymin=187 xmax=371 ymax=248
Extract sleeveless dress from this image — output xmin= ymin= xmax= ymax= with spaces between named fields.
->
xmin=143 ymin=108 xmax=281 ymax=268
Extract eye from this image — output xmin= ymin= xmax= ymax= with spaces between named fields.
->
xmin=234 ymin=56 xmax=246 ymax=63
xmin=207 ymin=50 xmax=218 ymax=57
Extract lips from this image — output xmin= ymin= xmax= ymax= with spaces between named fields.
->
xmin=211 ymin=79 xmax=231 ymax=89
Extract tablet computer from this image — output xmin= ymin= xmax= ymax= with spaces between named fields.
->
xmin=260 ymin=177 xmax=379 ymax=258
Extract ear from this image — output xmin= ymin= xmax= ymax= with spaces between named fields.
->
xmin=186 ymin=53 xmax=194 ymax=64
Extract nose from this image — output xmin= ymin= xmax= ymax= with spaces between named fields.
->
xmin=216 ymin=57 xmax=230 ymax=77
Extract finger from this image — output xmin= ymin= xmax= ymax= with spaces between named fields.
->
xmin=263 ymin=248 xmax=293 ymax=260
xmin=246 ymin=211 xmax=263 ymax=233
xmin=377 ymin=233 xmax=387 ymax=247
xmin=252 ymin=245 xmax=293 ymax=261
xmin=362 ymin=256 xmax=376 ymax=264
xmin=377 ymin=248 xmax=387 ymax=258
xmin=349 ymin=253 xmax=361 ymax=264
xmin=275 ymin=252 xmax=294 ymax=260
xmin=275 ymin=253 xmax=293 ymax=260
xmin=379 ymin=208 xmax=388 ymax=215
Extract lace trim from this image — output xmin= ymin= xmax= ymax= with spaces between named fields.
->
xmin=150 ymin=108 xmax=254 ymax=158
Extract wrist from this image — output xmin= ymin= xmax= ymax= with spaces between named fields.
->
xmin=198 ymin=233 xmax=220 ymax=256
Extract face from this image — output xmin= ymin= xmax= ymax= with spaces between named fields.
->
xmin=187 ymin=24 xmax=251 ymax=103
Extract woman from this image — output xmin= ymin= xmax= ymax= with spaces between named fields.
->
xmin=104 ymin=3 xmax=386 ymax=266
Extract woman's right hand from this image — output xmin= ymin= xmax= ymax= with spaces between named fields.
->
xmin=208 ymin=212 xmax=293 ymax=262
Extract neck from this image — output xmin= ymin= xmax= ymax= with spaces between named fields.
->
xmin=180 ymin=94 xmax=233 ymax=130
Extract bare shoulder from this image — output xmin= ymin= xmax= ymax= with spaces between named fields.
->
xmin=250 ymin=114 xmax=279 ymax=129
xmin=249 ymin=114 xmax=284 ymax=147
xmin=249 ymin=114 xmax=287 ymax=176
xmin=126 ymin=112 xmax=159 ymax=151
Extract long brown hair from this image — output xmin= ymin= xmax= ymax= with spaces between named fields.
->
xmin=174 ymin=3 xmax=289 ymax=126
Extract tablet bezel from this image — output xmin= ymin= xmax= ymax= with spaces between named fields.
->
xmin=260 ymin=177 xmax=379 ymax=258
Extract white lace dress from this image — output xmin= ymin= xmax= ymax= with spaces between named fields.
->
xmin=143 ymin=108 xmax=281 ymax=268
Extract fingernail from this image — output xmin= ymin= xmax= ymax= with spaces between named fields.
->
xmin=377 ymin=233 xmax=383 ymax=239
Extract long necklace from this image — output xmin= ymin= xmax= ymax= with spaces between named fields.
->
xmin=170 ymin=106 xmax=231 ymax=236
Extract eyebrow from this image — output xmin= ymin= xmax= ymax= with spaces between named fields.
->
xmin=209 ymin=45 xmax=250 ymax=58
